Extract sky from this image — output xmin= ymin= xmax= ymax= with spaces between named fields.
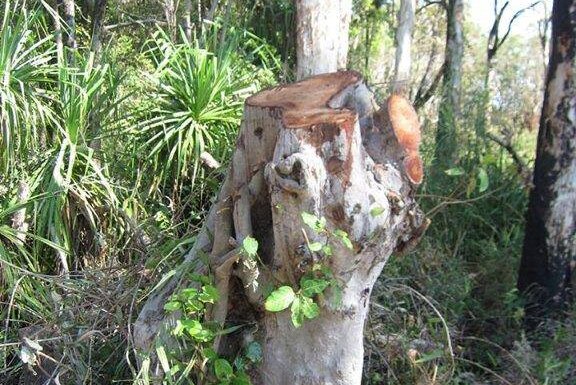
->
xmin=467 ymin=0 xmax=551 ymax=37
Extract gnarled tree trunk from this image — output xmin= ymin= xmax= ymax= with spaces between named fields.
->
xmin=134 ymin=71 xmax=427 ymax=384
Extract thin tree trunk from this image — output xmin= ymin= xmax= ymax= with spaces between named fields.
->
xmin=206 ymin=0 xmax=220 ymax=21
xmin=90 ymin=0 xmax=108 ymax=58
xmin=50 ymin=0 xmax=64 ymax=63
xmin=134 ymin=71 xmax=427 ymax=384
xmin=434 ymin=0 xmax=463 ymax=168
xmin=163 ymin=0 xmax=177 ymax=42
xmin=517 ymin=0 xmax=576 ymax=328
xmin=56 ymin=0 xmax=76 ymax=65
xmin=296 ymin=0 xmax=351 ymax=79
xmin=11 ymin=181 xmax=30 ymax=245
xmin=392 ymin=0 xmax=416 ymax=96
xmin=183 ymin=0 xmax=193 ymax=42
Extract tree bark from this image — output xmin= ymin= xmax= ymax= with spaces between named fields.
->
xmin=56 ymin=0 xmax=76 ymax=64
xmin=162 ymin=0 xmax=177 ymax=42
xmin=183 ymin=0 xmax=193 ymax=42
xmin=11 ymin=181 xmax=30 ymax=245
xmin=296 ymin=0 xmax=351 ymax=80
xmin=517 ymin=0 xmax=576 ymax=326
xmin=90 ymin=0 xmax=108 ymax=57
xmin=392 ymin=0 xmax=416 ymax=97
xmin=134 ymin=71 xmax=427 ymax=384
xmin=434 ymin=0 xmax=463 ymax=168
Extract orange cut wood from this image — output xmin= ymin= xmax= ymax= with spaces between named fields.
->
xmin=404 ymin=153 xmax=423 ymax=185
xmin=387 ymin=94 xmax=421 ymax=152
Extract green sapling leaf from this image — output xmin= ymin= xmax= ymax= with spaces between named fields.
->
xmin=477 ymin=168 xmax=489 ymax=193
xmin=308 ymin=242 xmax=323 ymax=252
xmin=214 ymin=358 xmax=234 ymax=380
xmin=444 ymin=167 xmax=465 ymax=176
xmin=164 ymin=301 xmax=181 ymax=311
xmin=242 ymin=236 xmax=259 ymax=258
xmin=370 ymin=206 xmax=385 ymax=217
xmin=290 ymin=296 xmax=304 ymax=327
xmin=198 ymin=285 xmax=220 ymax=303
xmin=300 ymin=278 xmax=330 ymax=297
xmin=300 ymin=296 xmax=320 ymax=319
xmin=264 ymin=286 xmax=295 ymax=312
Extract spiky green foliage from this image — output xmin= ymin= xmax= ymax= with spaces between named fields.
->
xmin=0 ymin=0 xmax=57 ymax=172
xmin=29 ymin=54 xmax=127 ymax=269
xmin=136 ymin=29 xmax=249 ymax=194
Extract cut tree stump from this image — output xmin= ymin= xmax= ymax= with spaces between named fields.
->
xmin=134 ymin=71 xmax=427 ymax=385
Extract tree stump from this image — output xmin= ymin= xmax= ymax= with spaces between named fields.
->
xmin=134 ymin=71 xmax=427 ymax=385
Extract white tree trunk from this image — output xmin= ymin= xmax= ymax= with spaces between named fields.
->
xmin=392 ymin=0 xmax=416 ymax=96
xmin=134 ymin=72 xmax=427 ymax=385
xmin=296 ymin=0 xmax=351 ymax=80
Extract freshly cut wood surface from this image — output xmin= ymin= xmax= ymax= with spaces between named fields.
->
xmin=247 ymin=71 xmax=360 ymax=128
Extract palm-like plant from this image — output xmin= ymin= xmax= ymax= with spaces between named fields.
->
xmin=0 ymin=1 xmax=57 ymax=172
xmin=137 ymin=29 xmax=251 ymax=194
xmin=30 ymin=54 xmax=126 ymax=270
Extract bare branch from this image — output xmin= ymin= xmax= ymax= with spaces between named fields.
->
xmin=416 ymin=0 xmax=445 ymax=14
xmin=499 ymin=1 xmax=541 ymax=50
xmin=486 ymin=132 xmax=533 ymax=188
xmin=414 ymin=61 xmax=446 ymax=110
xmin=104 ymin=18 xmax=166 ymax=31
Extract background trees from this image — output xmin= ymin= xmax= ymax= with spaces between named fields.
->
xmin=2 ymin=1 xmax=573 ymax=385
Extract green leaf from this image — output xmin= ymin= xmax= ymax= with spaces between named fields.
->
xmin=214 ymin=358 xmax=234 ymax=380
xmin=242 ymin=237 xmax=259 ymax=258
xmin=333 ymin=229 xmax=353 ymax=250
xmin=204 ymin=348 xmax=218 ymax=360
xmin=182 ymin=319 xmax=203 ymax=337
xmin=444 ymin=167 xmax=465 ymax=176
xmin=198 ymin=285 xmax=220 ymax=303
xmin=414 ymin=349 xmax=444 ymax=363
xmin=232 ymin=372 xmax=253 ymax=385
xmin=300 ymin=278 xmax=330 ymax=297
xmin=322 ymin=245 xmax=333 ymax=256
xmin=308 ymin=242 xmax=323 ymax=252
xmin=245 ymin=341 xmax=262 ymax=363
xmin=173 ymin=319 xmax=185 ymax=336
xmin=301 ymin=212 xmax=326 ymax=232
xmin=300 ymin=296 xmax=320 ymax=319
xmin=185 ymin=298 xmax=205 ymax=313
xmin=156 ymin=346 xmax=171 ymax=375
xmin=264 ymin=286 xmax=295 ymax=312
xmin=477 ymin=168 xmax=489 ymax=193
xmin=370 ymin=206 xmax=385 ymax=217
xmin=290 ymin=296 xmax=304 ymax=327
xmin=179 ymin=288 xmax=199 ymax=299
xmin=194 ymin=328 xmax=215 ymax=342
xmin=164 ymin=301 xmax=181 ymax=311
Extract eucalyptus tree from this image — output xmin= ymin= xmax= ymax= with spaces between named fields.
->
xmin=295 ymin=0 xmax=351 ymax=79
xmin=517 ymin=0 xmax=576 ymax=327
xmin=434 ymin=0 xmax=463 ymax=168
xmin=392 ymin=0 xmax=416 ymax=96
